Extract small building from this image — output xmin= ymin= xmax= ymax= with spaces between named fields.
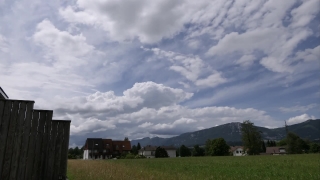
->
xmin=230 ymin=146 xmax=246 ymax=156
xmin=83 ymin=138 xmax=131 ymax=159
xmin=0 ymin=87 xmax=9 ymax=99
xmin=139 ymin=145 xmax=176 ymax=158
xmin=266 ymin=147 xmax=286 ymax=155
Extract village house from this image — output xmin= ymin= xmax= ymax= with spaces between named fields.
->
xmin=139 ymin=145 xmax=176 ymax=158
xmin=265 ymin=147 xmax=286 ymax=155
xmin=229 ymin=146 xmax=246 ymax=156
xmin=83 ymin=138 xmax=131 ymax=159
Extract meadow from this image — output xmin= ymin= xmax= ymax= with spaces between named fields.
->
xmin=67 ymin=154 xmax=320 ymax=180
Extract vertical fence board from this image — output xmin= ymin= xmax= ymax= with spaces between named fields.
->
xmin=25 ymin=110 xmax=39 ymax=180
xmin=9 ymin=101 xmax=27 ymax=179
xmin=39 ymin=110 xmax=52 ymax=180
xmin=46 ymin=121 xmax=58 ymax=180
xmin=59 ymin=121 xmax=71 ymax=180
xmin=0 ymin=100 xmax=5 ymax=128
xmin=52 ymin=121 xmax=64 ymax=180
xmin=0 ymin=100 xmax=12 ymax=177
xmin=1 ymin=101 xmax=19 ymax=179
xmin=16 ymin=102 xmax=34 ymax=179
xmin=32 ymin=111 xmax=46 ymax=180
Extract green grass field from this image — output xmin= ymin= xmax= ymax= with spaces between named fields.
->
xmin=67 ymin=154 xmax=320 ymax=180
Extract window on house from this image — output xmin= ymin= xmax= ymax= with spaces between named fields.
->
xmin=239 ymin=151 xmax=242 ymax=153
xmin=236 ymin=151 xmax=239 ymax=153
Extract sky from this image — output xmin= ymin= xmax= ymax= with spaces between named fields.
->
xmin=0 ymin=0 xmax=319 ymax=147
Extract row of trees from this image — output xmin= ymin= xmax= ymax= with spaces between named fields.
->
xmin=68 ymin=147 xmax=84 ymax=159
xmin=241 ymin=120 xmax=320 ymax=155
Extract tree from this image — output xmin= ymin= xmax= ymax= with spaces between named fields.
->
xmin=192 ymin=145 xmax=205 ymax=156
xmin=179 ymin=145 xmax=191 ymax=157
xmin=241 ymin=120 xmax=262 ymax=155
xmin=267 ymin=140 xmax=271 ymax=147
xmin=286 ymin=132 xmax=303 ymax=154
xmin=124 ymin=137 xmax=129 ymax=141
xmin=277 ymin=139 xmax=287 ymax=146
xmin=310 ymin=143 xmax=320 ymax=153
xmin=131 ymin=145 xmax=138 ymax=155
xmin=155 ymin=147 xmax=168 ymax=158
xmin=205 ymin=138 xmax=230 ymax=156
xmin=261 ymin=141 xmax=266 ymax=153
xmin=137 ymin=143 xmax=141 ymax=151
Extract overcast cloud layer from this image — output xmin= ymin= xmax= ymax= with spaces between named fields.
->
xmin=0 ymin=0 xmax=319 ymax=147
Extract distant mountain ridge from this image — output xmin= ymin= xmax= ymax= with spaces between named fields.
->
xmin=131 ymin=119 xmax=320 ymax=147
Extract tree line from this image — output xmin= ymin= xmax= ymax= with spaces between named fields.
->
xmin=68 ymin=120 xmax=319 ymax=159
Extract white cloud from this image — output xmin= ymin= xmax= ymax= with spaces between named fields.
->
xmin=236 ymin=55 xmax=256 ymax=67
xmin=207 ymin=28 xmax=281 ymax=56
xmin=48 ymin=81 xmax=279 ymax=139
xmin=0 ymin=34 xmax=8 ymax=52
xmin=59 ymin=0 xmax=190 ymax=43
xmin=294 ymin=46 xmax=320 ymax=62
xmin=33 ymin=19 xmax=95 ymax=68
xmin=290 ymin=0 xmax=319 ymax=28
xmin=195 ymin=72 xmax=227 ymax=88
xmin=138 ymin=122 xmax=153 ymax=128
xmin=279 ymin=104 xmax=317 ymax=113
xmin=287 ymin=114 xmax=315 ymax=125
xmin=144 ymin=47 xmax=227 ymax=88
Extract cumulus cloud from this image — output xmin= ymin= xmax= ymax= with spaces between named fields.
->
xmin=287 ymin=114 xmax=316 ymax=125
xmin=49 ymin=81 xmax=279 ymax=145
xmin=33 ymin=19 xmax=95 ymax=68
xmin=59 ymin=0 xmax=191 ymax=43
xmin=53 ymin=81 xmax=193 ymax=117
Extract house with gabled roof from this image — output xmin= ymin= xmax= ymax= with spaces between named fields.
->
xmin=229 ymin=146 xmax=247 ymax=156
xmin=83 ymin=138 xmax=131 ymax=159
xmin=266 ymin=147 xmax=286 ymax=155
xmin=139 ymin=145 xmax=176 ymax=158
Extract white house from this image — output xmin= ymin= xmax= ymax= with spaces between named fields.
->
xmin=139 ymin=145 xmax=176 ymax=158
xmin=230 ymin=146 xmax=246 ymax=156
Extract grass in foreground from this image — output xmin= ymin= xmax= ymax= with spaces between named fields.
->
xmin=67 ymin=154 xmax=320 ymax=180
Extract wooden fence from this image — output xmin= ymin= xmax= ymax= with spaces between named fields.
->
xmin=0 ymin=99 xmax=71 ymax=180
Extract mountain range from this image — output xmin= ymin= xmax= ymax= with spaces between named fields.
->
xmin=131 ymin=119 xmax=320 ymax=147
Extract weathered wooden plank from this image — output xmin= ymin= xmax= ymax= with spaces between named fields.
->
xmin=9 ymin=101 xmax=27 ymax=179
xmin=0 ymin=100 xmax=12 ymax=176
xmin=52 ymin=121 xmax=64 ymax=180
xmin=1 ymin=101 xmax=19 ymax=179
xmin=16 ymin=102 xmax=34 ymax=179
xmin=39 ymin=110 xmax=53 ymax=180
xmin=24 ymin=110 xmax=39 ymax=180
xmin=46 ymin=121 xmax=58 ymax=180
xmin=31 ymin=110 xmax=47 ymax=180
xmin=0 ymin=100 xmax=5 ymax=129
xmin=59 ymin=121 xmax=71 ymax=180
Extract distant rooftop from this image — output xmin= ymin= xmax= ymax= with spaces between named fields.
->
xmin=0 ymin=87 xmax=9 ymax=99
